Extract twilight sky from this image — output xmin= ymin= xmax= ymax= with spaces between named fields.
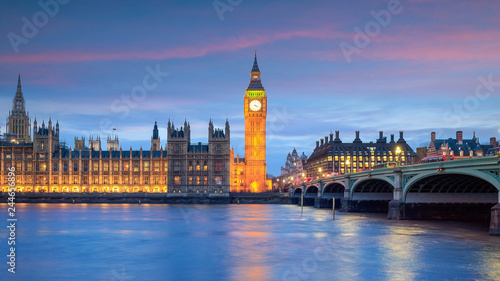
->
xmin=1 ymin=0 xmax=499 ymax=175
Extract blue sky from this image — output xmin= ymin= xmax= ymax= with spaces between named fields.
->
xmin=1 ymin=0 xmax=499 ymax=175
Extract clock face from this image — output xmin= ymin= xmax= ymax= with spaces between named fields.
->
xmin=249 ymin=100 xmax=262 ymax=111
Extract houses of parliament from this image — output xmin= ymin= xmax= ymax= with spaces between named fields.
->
xmin=0 ymin=55 xmax=271 ymax=193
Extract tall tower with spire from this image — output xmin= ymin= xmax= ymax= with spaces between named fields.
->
xmin=244 ymin=52 xmax=269 ymax=192
xmin=151 ymin=121 xmax=161 ymax=151
xmin=6 ymin=75 xmax=31 ymax=142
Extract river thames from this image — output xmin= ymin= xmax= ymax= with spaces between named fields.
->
xmin=1 ymin=203 xmax=500 ymax=281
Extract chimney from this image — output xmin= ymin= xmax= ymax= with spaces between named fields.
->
xmin=329 ymin=133 xmax=333 ymax=142
xmin=390 ymin=134 xmax=395 ymax=143
xmin=491 ymin=137 xmax=498 ymax=148
xmin=431 ymin=132 xmax=436 ymax=142
xmin=316 ymin=141 xmax=319 ymax=148
xmin=397 ymin=131 xmax=406 ymax=143
xmin=321 ymin=139 xmax=324 ymax=146
xmin=356 ymin=131 xmax=360 ymax=139
xmin=335 ymin=131 xmax=340 ymax=139
xmin=325 ymin=136 xmax=328 ymax=144
xmin=379 ymin=131 xmax=383 ymax=139
xmin=456 ymin=131 xmax=463 ymax=145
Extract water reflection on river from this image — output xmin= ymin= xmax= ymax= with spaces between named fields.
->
xmin=0 ymin=203 xmax=499 ymax=281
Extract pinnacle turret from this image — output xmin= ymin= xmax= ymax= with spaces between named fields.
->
xmin=247 ymin=52 xmax=265 ymax=91
xmin=17 ymin=74 xmax=22 ymax=94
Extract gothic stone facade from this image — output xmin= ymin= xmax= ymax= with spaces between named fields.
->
xmin=167 ymin=119 xmax=230 ymax=194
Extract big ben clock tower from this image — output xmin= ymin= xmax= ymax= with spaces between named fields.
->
xmin=244 ymin=53 xmax=269 ymax=192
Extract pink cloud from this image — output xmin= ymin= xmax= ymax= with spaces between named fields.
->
xmin=0 ymin=28 xmax=345 ymax=64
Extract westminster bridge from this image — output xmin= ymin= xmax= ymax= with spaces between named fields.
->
xmin=290 ymin=156 xmax=500 ymax=235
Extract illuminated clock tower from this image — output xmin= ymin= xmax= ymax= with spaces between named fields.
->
xmin=244 ymin=53 xmax=269 ymax=192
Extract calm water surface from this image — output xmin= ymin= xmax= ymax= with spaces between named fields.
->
xmin=0 ymin=203 xmax=499 ymax=281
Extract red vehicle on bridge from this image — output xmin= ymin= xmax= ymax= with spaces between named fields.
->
xmin=418 ymin=155 xmax=455 ymax=164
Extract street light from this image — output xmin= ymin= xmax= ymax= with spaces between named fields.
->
xmin=396 ymin=147 xmax=402 ymax=167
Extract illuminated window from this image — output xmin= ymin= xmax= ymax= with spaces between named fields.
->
xmin=174 ymin=176 xmax=181 ymax=185
xmin=133 ymin=162 xmax=139 ymax=172
xmin=154 ymin=161 xmax=160 ymax=172
xmin=215 ymin=177 xmax=222 ymax=185
xmin=196 ymin=176 xmax=200 ymax=185
xmin=27 ymin=163 xmax=32 ymax=171
xmin=114 ymin=162 xmax=119 ymax=171
xmin=189 ymin=176 xmax=193 ymax=185
xmin=144 ymin=176 xmax=149 ymax=185
xmin=103 ymin=162 xmax=109 ymax=172
xmin=204 ymin=161 xmax=208 ymax=171
xmin=204 ymin=176 xmax=208 ymax=185
xmin=189 ymin=161 xmax=193 ymax=171
xmin=144 ymin=162 xmax=150 ymax=172
xmin=196 ymin=161 xmax=200 ymax=171
xmin=124 ymin=163 xmax=129 ymax=171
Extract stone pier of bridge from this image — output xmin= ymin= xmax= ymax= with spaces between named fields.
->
xmin=489 ymin=192 xmax=500 ymax=235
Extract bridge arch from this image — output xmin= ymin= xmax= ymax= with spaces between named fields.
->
xmin=292 ymin=186 xmax=303 ymax=197
xmin=323 ymin=182 xmax=345 ymax=199
xmin=304 ymin=185 xmax=319 ymax=198
xmin=351 ymin=176 xmax=396 ymax=201
xmin=403 ymin=169 xmax=500 ymax=203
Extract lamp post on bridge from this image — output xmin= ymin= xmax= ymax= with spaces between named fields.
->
xmin=396 ymin=146 xmax=402 ymax=167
